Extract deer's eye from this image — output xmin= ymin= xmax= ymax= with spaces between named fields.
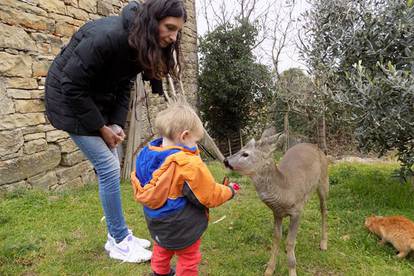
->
xmin=241 ymin=152 xmax=249 ymax=157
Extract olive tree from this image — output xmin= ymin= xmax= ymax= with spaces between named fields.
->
xmin=301 ymin=0 xmax=414 ymax=177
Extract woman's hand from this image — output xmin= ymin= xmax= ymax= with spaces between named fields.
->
xmin=109 ymin=124 xmax=126 ymax=140
xmin=99 ymin=125 xmax=123 ymax=148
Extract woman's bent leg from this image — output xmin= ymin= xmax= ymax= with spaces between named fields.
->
xmin=69 ymin=134 xmax=128 ymax=242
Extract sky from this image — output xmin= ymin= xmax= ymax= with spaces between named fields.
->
xmin=194 ymin=0 xmax=311 ymax=73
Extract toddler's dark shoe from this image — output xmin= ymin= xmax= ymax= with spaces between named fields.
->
xmin=152 ymin=268 xmax=175 ymax=276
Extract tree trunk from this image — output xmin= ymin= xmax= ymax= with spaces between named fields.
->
xmin=283 ymin=104 xmax=290 ymax=153
xmin=318 ymin=112 xmax=328 ymax=154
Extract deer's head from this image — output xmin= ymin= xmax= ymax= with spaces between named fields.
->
xmin=224 ymin=127 xmax=282 ymax=176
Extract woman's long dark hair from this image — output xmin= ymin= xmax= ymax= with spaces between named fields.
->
xmin=129 ymin=0 xmax=187 ymax=80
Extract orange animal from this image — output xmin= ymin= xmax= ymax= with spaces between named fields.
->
xmin=365 ymin=215 xmax=414 ymax=258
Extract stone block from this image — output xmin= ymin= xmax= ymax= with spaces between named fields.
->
xmin=79 ymin=0 xmax=97 ymax=13
xmin=7 ymin=89 xmax=44 ymax=100
xmin=61 ymin=150 xmax=86 ymax=166
xmin=63 ymin=0 xmax=78 ymax=7
xmin=38 ymin=0 xmax=66 ymax=14
xmin=21 ymin=124 xmax=51 ymax=135
xmin=6 ymin=48 xmax=22 ymax=55
xmin=0 ymin=144 xmax=61 ymax=185
xmin=32 ymin=59 xmax=51 ymax=77
xmin=112 ymin=0 xmax=123 ymax=8
xmin=24 ymin=132 xmax=46 ymax=141
xmin=55 ymin=176 xmax=83 ymax=191
xmin=5 ymin=77 xmax=38 ymax=89
xmin=0 ymin=5 xmax=55 ymax=32
xmin=27 ymin=170 xmax=58 ymax=190
xmin=15 ymin=99 xmax=45 ymax=113
xmin=51 ymin=43 xmax=63 ymax=55
xmin=97 ymin=0 xmax=113 ymax=16
xmin=0 ymin=113 xmax=45 ymax=130
xmin=55 ymin=22 xmax=78 ymax=37
xmin=66 ymin=6 xmax=89 ymax=20
xmin=36 ymin=42 xmax=51 ymax=54
xmin=29 ymin=90 xmax=45 ymax=99
xmin=0 ymin=81 xmax=15 ymax=115
xmin=88 ymin=13 xmax=100 ymax=20
xmin=1 ymin=0 xmax=47 ymax=16
xmin=0 ymin=180 xmax=29 ymax=192
xmin=56 ymin=138 xmax=78 ymax=153
xmin=31 ymin=32 xmax=62 ymax=46
xmin=55 ymin=161 xmax=90 ymax=184
xmin=7 ymin=89 xmax=32 ymax=99
xmin=46 ymin=130 xmax=69 ymax=142
xmin=72 ymin=19 xmax=85 ymax=27
xmin=0 ymin=23 xmax=36 ymax=51
xmin=49 ymin=13 xmax=75 ymax=24
xmin=81 ymin=169 xmax=97 ymax=185
xmin=0 ymin=148 xmax=23 ymax=161
xmin=0 ymin=52 xmax=32 ymax=78
xmin=24 ymin=138 xmax=47 ymax=154
xmin=0 ymin=129 xmax=24 ymax=158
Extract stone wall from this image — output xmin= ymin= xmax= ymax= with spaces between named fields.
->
xmin=0 ymin=0 xmax=198 ymax=192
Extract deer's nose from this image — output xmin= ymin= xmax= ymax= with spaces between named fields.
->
xmin=223 ymin=158 xmax=233 ymax=170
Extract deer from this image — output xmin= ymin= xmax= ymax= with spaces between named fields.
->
xmin=223 ymin=127 xmax=328 ymax=276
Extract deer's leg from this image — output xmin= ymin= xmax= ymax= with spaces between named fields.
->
xmin=286 ymin=214 xmax=300 ymax=276
xmin=397 ymin=250 xmax=409 ymax=259
xmin=317 ymin=184 xmax=328 ymax=251
xmin=264 ymin=214 xmax=283 ymax=276
xmin=378 ymin=238 xmax=386 ymax=246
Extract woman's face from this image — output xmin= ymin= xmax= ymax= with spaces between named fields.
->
xmin=158 ymin=16 xmax=185 ymax=48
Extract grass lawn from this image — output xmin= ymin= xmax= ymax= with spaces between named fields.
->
xmin=1 ymin=161 xmax=414 ymax=275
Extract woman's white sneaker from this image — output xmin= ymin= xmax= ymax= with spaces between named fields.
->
xmin=105 ymin=229 xmax=151 ymax=251
xmin=107 ymin=234 xmax=152 ymax=263
xmin=128 ymin=229 xmax=151 ymax=249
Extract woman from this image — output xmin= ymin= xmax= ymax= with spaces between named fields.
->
xmin=45 ymin=0 xmax=187 ymax=263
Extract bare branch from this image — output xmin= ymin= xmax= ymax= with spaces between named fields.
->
xmin=200 ymin=0 xmax=212 ymax=33
xmin=245 ymin=0 xmax=257 ymax=21
xmin=270 ymin=0 xmax=296 ymax=78
xmin=239 ymin=0 xmax=245 ymax=19
xmin=219 ymin=1 xmax=228 ymax=25
xmin=208 ymin=0 xmax=226 ymax=26
xmin=251 ymin=35 xmax=267 ymax=50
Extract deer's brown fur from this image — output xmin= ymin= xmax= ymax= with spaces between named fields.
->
xmin=224 ymin=128 xmax=329 ymax=276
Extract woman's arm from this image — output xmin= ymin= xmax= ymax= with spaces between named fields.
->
xmin=60 ymin=37 xmax=107 ymax=132
xmin=110 ymin=79 xmax=133 ymax=128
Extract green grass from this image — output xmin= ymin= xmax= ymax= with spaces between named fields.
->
xmin=1 ymin=161 xmax=414 ymax=275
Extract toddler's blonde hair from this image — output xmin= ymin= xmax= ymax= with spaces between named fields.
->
xmin=155 ymin=102 xmax=204 ymax=140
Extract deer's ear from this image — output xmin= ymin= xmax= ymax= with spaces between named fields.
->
xmin=257 ymin=134 xmax=280 ymax=153
xmin=274 ymin=133 xmax=286 ymax=148
xmin=260 ymin=126 xmax=277 ymax=140
xmin=245 ymin=138 xmax=256 ymax=149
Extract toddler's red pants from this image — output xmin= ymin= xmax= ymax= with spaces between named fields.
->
xmin=151 ymin=239 xmax=202 ymax=276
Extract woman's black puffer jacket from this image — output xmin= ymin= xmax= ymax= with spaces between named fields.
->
xmin=45 ymin=1 xmax=162 ymax=135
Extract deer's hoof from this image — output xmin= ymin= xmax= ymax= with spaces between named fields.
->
xmin=264 ymin=267 xmax=274 ymax=276
xmin=288 ymin=268 xmax=297 ymax=276
xmin=320 ymin=240 xmax=328 ymax=251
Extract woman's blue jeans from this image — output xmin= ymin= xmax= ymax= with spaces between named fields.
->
xmin=70 ymin=134 xmax=129 ymax=243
